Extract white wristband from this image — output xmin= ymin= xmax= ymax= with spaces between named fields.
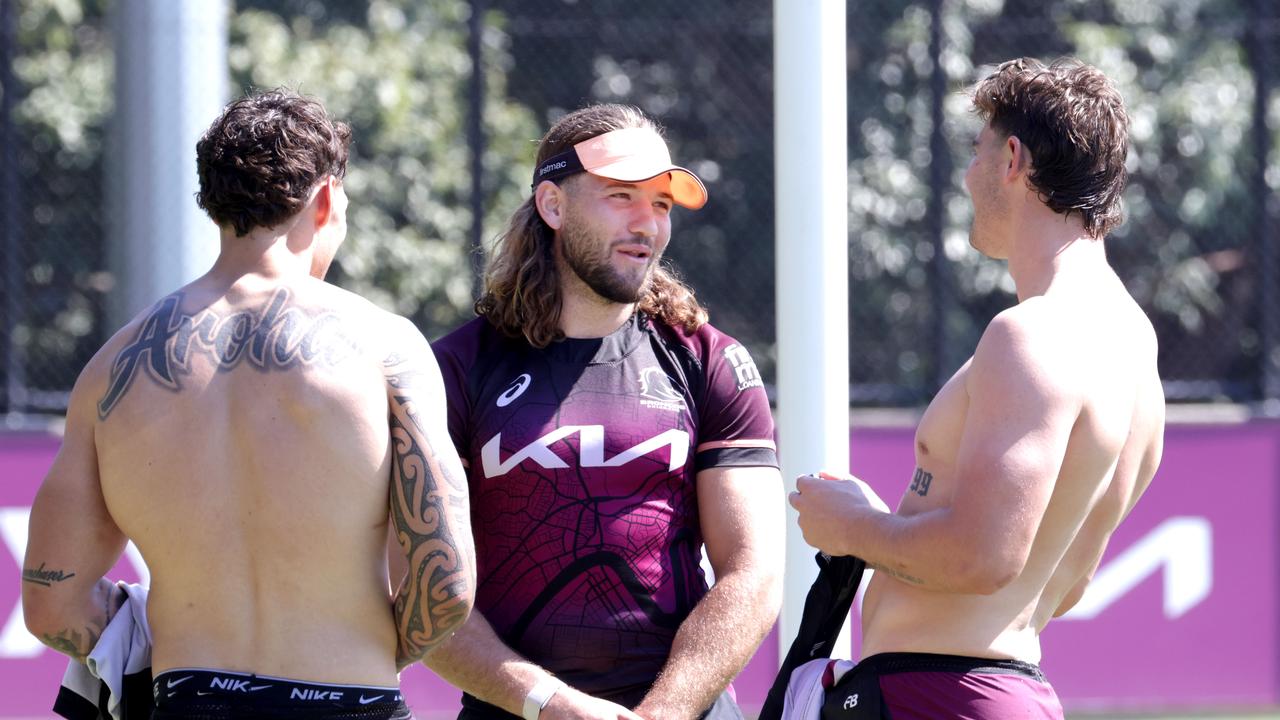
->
xmin=522 ymin=677 xmax=565 ymax=720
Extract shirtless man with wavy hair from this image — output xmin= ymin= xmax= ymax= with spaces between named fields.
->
xmin=22 ymin=88 xmax=475 ymax=719
xmin=791 ymin=58 xmax=1165 ymax=719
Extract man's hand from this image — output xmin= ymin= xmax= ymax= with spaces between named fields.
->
xmin=542 ymin=685 xmax=644 ymax=720
xmin=789 ymin=471 xmax=891 ymax=556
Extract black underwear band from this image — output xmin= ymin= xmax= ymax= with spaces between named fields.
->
xmin=857 ymin=651 xmax=1048 ymax=682
xmin=153 ymin=669 xmax=404 ymax=708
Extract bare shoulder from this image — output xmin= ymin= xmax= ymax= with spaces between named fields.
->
xmin=297 ymin=279 xmax=428 ymax=357
xmin=302 ymin=279 xmax=397 ymax=324
xmin=977 ymin=299 xmax=1065 ymax=353
xmin=969 ymin=299 xmax=1081 ymax=397
xmin=74 ymin=294 xmax=187 ymax=417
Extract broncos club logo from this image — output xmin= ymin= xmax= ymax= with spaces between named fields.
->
xmin=638 ymin=366 xmax=685 ymax=410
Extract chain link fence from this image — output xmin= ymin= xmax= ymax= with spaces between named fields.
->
xmin=2 ymin=0 xmax=1278 ymax=419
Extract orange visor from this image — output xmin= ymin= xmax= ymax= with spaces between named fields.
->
xmin=532 ymin=127 xmax=708 ymax=210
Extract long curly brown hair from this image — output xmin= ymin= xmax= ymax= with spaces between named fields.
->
xmin=475 ymin=104 xmax=708 ymax=348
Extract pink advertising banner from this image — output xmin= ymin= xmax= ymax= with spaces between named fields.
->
xmin=0 ymin=423 xmax=1275 ymax=716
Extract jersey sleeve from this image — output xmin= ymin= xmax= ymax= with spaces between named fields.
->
xmin=430 ymin=323 xmax=478 ymax=463
xmin=693 ymin=326 xmax=778 ymax=472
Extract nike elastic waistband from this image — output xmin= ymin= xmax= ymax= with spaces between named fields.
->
xmin=153 ymin=669 xmax=403 ymax=708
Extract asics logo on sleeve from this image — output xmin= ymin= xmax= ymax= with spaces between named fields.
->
xmin=496 ymin=373 xmax=532 ymax=407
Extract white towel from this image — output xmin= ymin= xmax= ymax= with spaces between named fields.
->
xmin=55 ymin=582 xmax=152 ymax=720
xmin=781 ymin=657 xmax=857 ymax=720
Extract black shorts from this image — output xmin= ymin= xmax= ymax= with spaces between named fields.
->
xmin=152 ymin=669 xmax=414 ymax=720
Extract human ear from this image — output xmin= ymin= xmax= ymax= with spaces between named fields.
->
xmin=1004 ymin=136 xmax=1029 ymax=181
xmin=313 ymin=177 xmax=334 ymax=228
xmin=534 ymin=180 xmax=565 ymax=230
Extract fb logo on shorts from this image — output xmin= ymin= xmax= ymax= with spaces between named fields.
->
xmin=843 ymin=694 xmax=859 ymax=709
xmin=497 ymin=374 xmax=532 ymax=407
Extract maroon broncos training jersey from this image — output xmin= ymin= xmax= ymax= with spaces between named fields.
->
xmin=433 ymin=312 xmax=778 ymax=707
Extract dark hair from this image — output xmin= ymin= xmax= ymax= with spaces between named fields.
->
xmin=475 ymin=103 xmax=707 ymax=348
xmin=195 ymin=88 xmax=351 ymax=237
xmin=971 ymin=57 xmax=1129 ymax=237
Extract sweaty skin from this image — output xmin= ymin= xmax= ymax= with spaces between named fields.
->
xmin=25 ymin=272 xmax=473 ymax=685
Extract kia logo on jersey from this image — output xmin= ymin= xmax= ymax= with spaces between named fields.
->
xmin=481 ymin=426 xmax=691 ymax=478
xmin=496 ymin=373 xmax=532 ymax=407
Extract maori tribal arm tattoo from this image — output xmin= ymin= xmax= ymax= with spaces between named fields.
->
xmin=385 ymin=346 xmax=475 ymax=668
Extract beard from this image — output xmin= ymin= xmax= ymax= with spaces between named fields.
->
xmin=966 ymin=174 xmax=1008 ymax=259
xmin=559 ymin=220 xmax=659 ymax=304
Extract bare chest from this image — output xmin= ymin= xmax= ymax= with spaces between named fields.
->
xmin=901 ymin=360 xmax=971 ymax=513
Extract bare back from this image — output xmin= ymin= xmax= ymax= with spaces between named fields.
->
xmin=860 ymin=272 xmax=1165 ymax=663
xmin=85 ymin=275 xmax=406 ymax=684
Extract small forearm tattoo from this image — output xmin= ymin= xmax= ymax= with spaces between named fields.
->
xmin=29 ymin=579 xmax=116 ymax=662
xmin=22 ymin=563 xmax=76 ymax=586
xmin=41 ymin=621 xmax=106 ymax=663
xmin=909 ymin=467 xmax=933 ymax=497
xmin=870 ymin=563 xmax=927 ymax=586
xmin=41 ymin=630 xmax=93 ymax=662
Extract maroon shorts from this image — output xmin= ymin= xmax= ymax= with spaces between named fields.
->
xmin=822 ymin=652 xmax=1065 ymax=720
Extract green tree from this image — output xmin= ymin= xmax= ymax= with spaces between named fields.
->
xmin=5 ymin=0 xmax=113 ymax=411
xmin=495 ymin=0 xmax=779 ymax=378
xmin=844 ymin=0 xmax=1273 ymax=402
xmin=5 ymin=0 xmax=1276 ymax=413
xmin=231 ymin=0 xmax=539 ymax=337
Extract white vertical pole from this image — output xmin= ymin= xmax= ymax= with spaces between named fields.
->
xmin=110 ymin=0 xmax=228 ymax=326
xmin=774 ymin=0 xmax=850 ymax=661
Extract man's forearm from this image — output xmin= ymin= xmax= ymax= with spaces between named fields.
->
xmin=24 ymin=576 xmax=122 ymax=663
xmin=847 ymin=507 xmax=1018 ymax=594
xmin=422 ymin=610 xmax=554 ymax=715
xmin=636 ymin=568 xmax=781 ymax=720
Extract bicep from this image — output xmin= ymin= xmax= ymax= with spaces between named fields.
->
xmin=384 ymin=325 xmax=476 ymax=657
xmin=24 ymin=402 xmax=125 ymax=609
xmin=385 ymin=331 xmax=472 ymax=551
xmin=949 ymin=325 xmax=1078 ymax=559
xmin=697 ymin=466 xmax=785 ymax=577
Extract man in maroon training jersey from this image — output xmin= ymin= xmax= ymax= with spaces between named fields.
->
xmin=426 ymin=104 xmax=784 ymax=720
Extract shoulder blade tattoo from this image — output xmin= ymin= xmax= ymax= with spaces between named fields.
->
xmin=97 ymin=288 xmax=360 ymax=419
